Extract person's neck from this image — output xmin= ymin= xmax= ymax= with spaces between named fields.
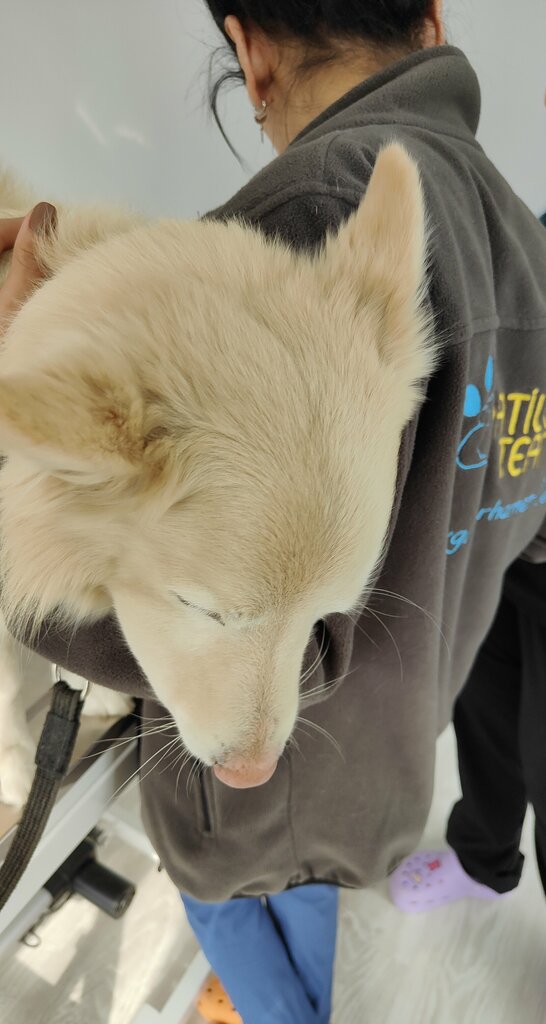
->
xmin=269 ymin=47 xmax=409 ymax=153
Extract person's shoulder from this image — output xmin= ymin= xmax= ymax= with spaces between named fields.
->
xmin=205 ymin=131 xmax=375 ymax=252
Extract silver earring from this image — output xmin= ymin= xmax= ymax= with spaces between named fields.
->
xmin=254 ymin=99 xmax=268 ymax=141
xmin=254 ymin=99 xmax=268 ymax=124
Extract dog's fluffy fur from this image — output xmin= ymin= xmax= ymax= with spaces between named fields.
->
xmin=0 ymin=145 xmax=435 ymax=804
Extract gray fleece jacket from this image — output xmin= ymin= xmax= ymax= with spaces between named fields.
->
xmin=24 ymin=45 xmax=546 ymax=900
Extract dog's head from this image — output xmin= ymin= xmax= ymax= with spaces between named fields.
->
xmin=0 ymin=145 xmax=433 ymax=787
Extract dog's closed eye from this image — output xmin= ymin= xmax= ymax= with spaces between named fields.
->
xmin=175 ymin=594 xmax=225 ymax=627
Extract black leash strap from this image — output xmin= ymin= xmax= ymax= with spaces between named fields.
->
xmin=0 ymin=678 xmax=85 ymax=911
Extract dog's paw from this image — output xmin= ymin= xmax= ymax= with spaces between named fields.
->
xmin=0 ymin=741 xmax=35 ymax=808
xmin=82 ymin=685 xmax=134 ymax=719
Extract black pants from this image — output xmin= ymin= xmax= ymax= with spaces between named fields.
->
xmin=446 ymin=559 xmax=546 ymax=895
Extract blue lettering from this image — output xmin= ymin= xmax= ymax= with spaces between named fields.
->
xmin=447 ymin=530 xmax=469 ymax=556
xmin=449 ymin=482 xmax=546 ymax=556
xmin=488 ymin=500 xmax=509 ymax=521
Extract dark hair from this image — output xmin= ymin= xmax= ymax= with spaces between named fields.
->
xmin=204 ymin=2 xmax=430 ymax=151
xmin=205 ymin=1 xmax=430 ymax=49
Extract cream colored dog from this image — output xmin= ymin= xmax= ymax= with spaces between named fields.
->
xmin=0 ymin=144 xmax=434 ymax=803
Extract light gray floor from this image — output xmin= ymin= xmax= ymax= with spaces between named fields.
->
xmin=0 ymin=724 xmax=545 ymax=1024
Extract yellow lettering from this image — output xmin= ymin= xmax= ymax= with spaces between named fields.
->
xmin=523 ymin=389 xmax=540 ymax=434
xmin=532 ymin=393 xmax=546 ymax=434
xmin=507 ymin=436 xmax=530 ymax=477
xmin=497 ymin=437 xmax=513 ymax=478
xmin=526 ymin=432 xmax=544 ymax=472
xmin=493 ymin=393 xmax=506 ymax=431
xmin=506 ymin=393 xmax=531 ymax=436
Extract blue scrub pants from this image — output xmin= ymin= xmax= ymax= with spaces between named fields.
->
xmin=182 ymin=883 xmax=338 ymax=1024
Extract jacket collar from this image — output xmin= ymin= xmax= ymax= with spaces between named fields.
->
xmin=291 ymin=45 xmax=481 ymax=148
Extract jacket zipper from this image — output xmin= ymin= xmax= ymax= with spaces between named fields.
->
xmin=198 ymin=770 xmax=213 ymax=835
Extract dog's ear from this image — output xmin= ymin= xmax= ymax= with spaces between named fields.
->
xmin=322 ymin=143 xmax=427 ymax=339
xmin=0 ymin=363 xmax=146 ymax=483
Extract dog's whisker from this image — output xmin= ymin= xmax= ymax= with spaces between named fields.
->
xmin=306 ymin=625 xmax=329 ymax=677
xmin=296 ymin=715 xmax=344 ymax=761
xmin=293 ymin=721 xmax=330 ymax=755
xmin=345 ymin=613 xmax=380 ymax=652
xmin=185 ymin=757 xmax=207 ymax=802
xmin=186 ymin=758 xmax=200 ymax=799
xmin=296 ymin=717 xmax=342 ymax=755
xmin=302 ymin=682 xmax=334 ymax=700
xmin=361 ymin=587 xmax=450 ymax=654
xmin=132 ymin=713 xmax=175 ymax=724
xmin=301 ymin=650 xmax=330 ymax=688
xmin=302 ymin=660 xmax=361 ymax=701
xmin=286 ymin=732 xmax=303 ymax=759
xmin=166 ymin=744 xmax=191 ymax=780
xmin=176 ymin=751 xmax=194 ymax=802
xmin=160 ymin=738 xmax=185 ymax=775
xmin=301 ymin=624 xmax=329 ymax=685
xmin=172 ymin=745 xmax=190 ymax=766
xmin=301 ymin=678 xmax=335 ymax=699
xmin=137 ymin=738 xmax=181 ymax=790
xmin=164 ymin=744 xmax=187 ymax=773
xmin=107 ymin=737 xmax=179 ymax=805
xmin=75 ymin=723 xmax=177 ymax=762
xmin=357 ymin=605 xmax=404 ymax=682
xmin=363 ymin=607 xmax=404 ymax=620
xmin=346 ymin=608 xmax=400 ymax=674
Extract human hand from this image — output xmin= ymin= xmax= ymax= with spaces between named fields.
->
xmin=0 ymin=203 xmax=57 ymax=334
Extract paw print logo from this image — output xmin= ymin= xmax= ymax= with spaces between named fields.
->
xmin=456 ymin=355 xmax=494 ymax=471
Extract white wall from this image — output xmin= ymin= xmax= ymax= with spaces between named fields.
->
xmin=447 ymin=0 xmax=546 ymax=217
xmin=0 ymin=0 xmax=545 ymax=216
xmin=0 ymin=0 xmax=271 ymax=217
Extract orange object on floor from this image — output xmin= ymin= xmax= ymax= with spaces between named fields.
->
xmin=196 ymin=974 xmax=243 ymax=1024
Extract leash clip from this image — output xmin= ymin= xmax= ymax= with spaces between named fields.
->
xmin=54 ymin=663 xmax=90 ymax=702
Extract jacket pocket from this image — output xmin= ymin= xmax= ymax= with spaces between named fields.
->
xmin=195 ymin=767 xmax=215 ymax=836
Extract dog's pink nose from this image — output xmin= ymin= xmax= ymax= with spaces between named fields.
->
xmin=213 ymin=755 xmax=278 ymax=789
